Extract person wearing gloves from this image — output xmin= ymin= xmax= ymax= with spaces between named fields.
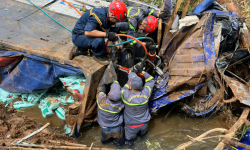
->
xmin=97 ymin=81 xmax=125 ymax=147
xmin=69 ymin=1 xmax=127 ymax=59
xmin=121 ymin=63 xmax=155 ymax=146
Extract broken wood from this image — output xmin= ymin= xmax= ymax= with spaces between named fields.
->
xmin=174 ymin=128 xmax=228 ymax=150
xmin=181 ymin=0 xmax=190 ymax=19
xmin=214 ymin=108 xmax=250 ymax=150
xmin=15 ymin=123 xmax=50 ymax=145
xmin=48 ymin=140 xmax=87 ymax=147
xmin=162 ymin=0 xmax=182 ymax=39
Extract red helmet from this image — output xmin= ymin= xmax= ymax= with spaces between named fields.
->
xmin=109 ymin=1 xmax=127 ymax=21
xmin=145 ymin=15 xmax=158 ymax=33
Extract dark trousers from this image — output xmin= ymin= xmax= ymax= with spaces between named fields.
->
xmin=72 ymin=34 xmax=107 ymax=56
xmin=101 ymin=125 xmax=125 ymax=147
xmin=124 ymin=122 xmax=148 ymax=146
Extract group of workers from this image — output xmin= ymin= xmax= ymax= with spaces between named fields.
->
xmin=97 ymin=64 xmax=155 ymax=148
xmin=70 ymin=0 xmax=170 ymax=60
xmin=70 ymin=0 xmax=170 ymax=147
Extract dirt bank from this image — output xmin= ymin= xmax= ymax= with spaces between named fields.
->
xmin=0 ymin=103 xmax=77 ymax=149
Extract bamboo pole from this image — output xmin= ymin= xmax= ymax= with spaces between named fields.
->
xmin=160 ymin=0 xmax=182 ymax=53
xmin=181 ymin=0 xmax=191 ymax=19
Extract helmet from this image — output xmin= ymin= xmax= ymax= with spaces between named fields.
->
xmin=109 ymin=1 xmax=127 ymax=21
xmin=145 ymin=15 xmax=158 ymax=33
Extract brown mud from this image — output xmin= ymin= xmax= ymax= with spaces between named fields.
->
xmin=0 ymin=103 xmax=77 ymax=149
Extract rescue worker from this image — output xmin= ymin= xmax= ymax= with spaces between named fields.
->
xmin=121 ymin=63 xmax=155 ymax=146
xmin=115 ymin=7 xmax=170 ymax=70
xmin=97 ymin=81 xmax=125 ymax=147
xmin=69 ymin=1 xmax=127 ymax=59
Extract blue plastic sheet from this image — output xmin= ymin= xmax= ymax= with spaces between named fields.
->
xmin=0 ymin=50 xmax=83 ymax=93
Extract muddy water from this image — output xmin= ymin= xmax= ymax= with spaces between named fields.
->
xmin=22 ymin=105 xmax=228 ymax=150
xmin=21 ymin=104 xmax=66 ymax=133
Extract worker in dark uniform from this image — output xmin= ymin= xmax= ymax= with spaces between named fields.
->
xmin=115 ymin=7 xmax=169 ymax=67
xmin=97 ymin=81 xmax=125 ymax=147
xmin=69 ymin=1 xmax=127 ymax=59
xmin=121 ymin=63 xmax=155 ymax=147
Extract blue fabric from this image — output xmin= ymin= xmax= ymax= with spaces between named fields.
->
xmin=0 ymin=50 xmax=83 ymax=93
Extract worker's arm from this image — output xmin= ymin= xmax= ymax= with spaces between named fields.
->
xmin=142 ymin=71 xmax=155 ymax=97
xmin=84 ymin=30 xmax=106 ymax=37
xmin=141 ymin=7 xmax=158 ymax=18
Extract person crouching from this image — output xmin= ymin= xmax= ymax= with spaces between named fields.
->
xmin=121 ymin=63 xmax=155 ymax=147
xmin=96 ymin=81 xmax=124 ymax=148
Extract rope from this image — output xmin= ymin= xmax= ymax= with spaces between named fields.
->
xmin=62 ymin=0 xmax=82 ymax=16
xmin=26 ymin=0 xmax=72 ymax=32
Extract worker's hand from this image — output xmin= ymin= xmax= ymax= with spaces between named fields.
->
xmin=105 ymin=32 xmax=117 ymax=41
xmin=132 ymin=63 xmax=144 ymax=74
xmin=159 ymin=10 xmax=171 ymax=19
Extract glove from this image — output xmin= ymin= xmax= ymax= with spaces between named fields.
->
xmin=149 ymin=45 xmax=157 ymax=54
xmin=131 ymin=63 xmax=144 ymax=74
xmin=105 ymin=32 xmax=117 ymax=41
xmin=159 ymin=10 xmax=171 ymax=19
xmin=145 ymin=42 xmax=153 ymax=47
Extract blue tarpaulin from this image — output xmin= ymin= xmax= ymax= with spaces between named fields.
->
xmin=0 ymin=50 xmax=83 ymax=93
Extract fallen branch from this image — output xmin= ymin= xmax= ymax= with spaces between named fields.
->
xmin=214 ymin=108 xmax=250 ymax=150
xmin=14 ymin=123 xmax=50 ymax=145
xmin=48 ymin=140 xmax=87 ymax=147
xmin=174 ymin=128 xmax=228 ymax=150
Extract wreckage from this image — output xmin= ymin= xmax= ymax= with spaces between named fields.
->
xmin=1 ymin=0 xmax=250 ymax=149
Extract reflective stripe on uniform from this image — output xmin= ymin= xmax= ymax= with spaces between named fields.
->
xmin=145 ymin=86 xmax=151 ymax=96
xmin=119 ymin=31 xmax=128 ymax=34
xmin=127 ymin=7 xmax=133 ymax=16
xmin=113 ymin=80 xmax=118 ymax=84
xmin=121 ymin=90 xmax=149 ymax=106
xmin=148 ymin=9 xmax=154 ymax=15
xmin=129 ymin=23 xmax=135 ymax=31
xmin=97 ymin=92 xmax=118 ymax=113
xmin=130 ymin=40 xmax=136 ymax=45
xmin=125 ymin=84 xmax=129 ymax=88
xmin=90 ymin=8 xmax=108 ymax=32
xmin=145 ymin=76 xmax=153 ymax=82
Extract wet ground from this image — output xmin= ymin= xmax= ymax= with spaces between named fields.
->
xmin=22 ymin=104 xmax=229 ymax=150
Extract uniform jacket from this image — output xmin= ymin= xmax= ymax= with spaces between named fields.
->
xmin=121 ymin=72 xmax=155 ymax=125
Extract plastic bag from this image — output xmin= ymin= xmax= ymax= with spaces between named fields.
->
xmin=64 ymin=125 xmax=71 ymax=135
xmin=39 ymin=100 xmax=54 ymax=118
xmin=55 ymin=107 xmax=66 ymax=120
xmin=0 ymin=88 xmax=19 ymax=103
xmin=59 ymin=75 xmax=86 ymax=101
xmin=13 ymin=101 xmax=34 ymax=109
xmin=27 ymin=92 xmax=46 ymax=104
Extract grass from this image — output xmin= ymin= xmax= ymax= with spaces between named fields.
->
xmin=234 ymin=0 xmax=250 ymax=30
